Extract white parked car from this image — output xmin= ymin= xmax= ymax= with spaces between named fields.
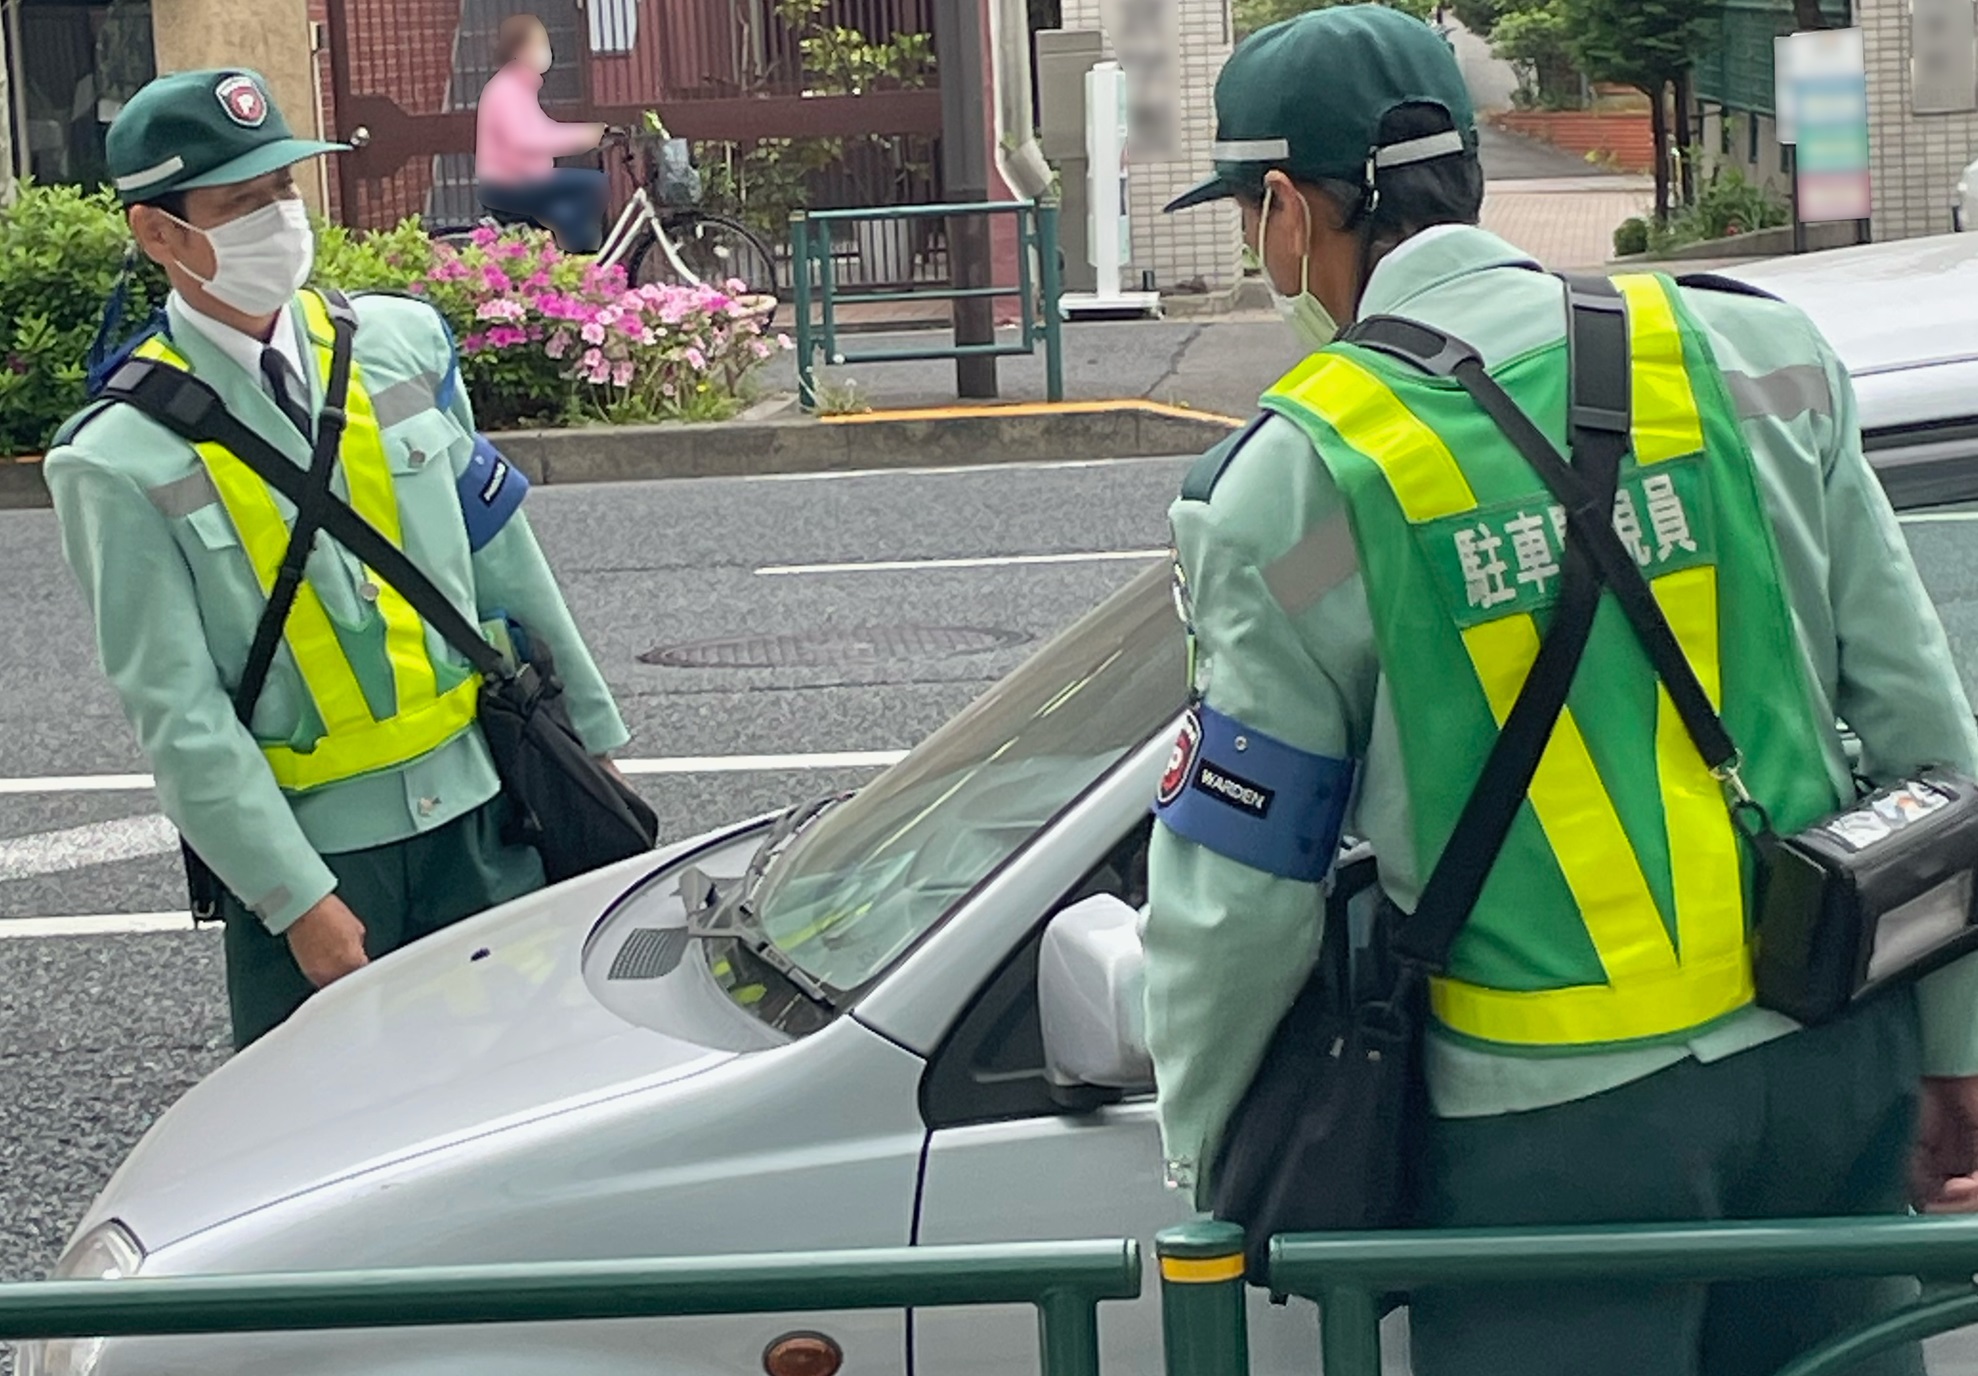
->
xmin=25 ymin=234 xmax=1978 ymax=1376
xmin=1956 ymin=154 xmax=1978 ymax=233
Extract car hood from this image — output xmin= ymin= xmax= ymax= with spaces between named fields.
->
xmin=1733 ymin=234 xmax=1978 ymax=379
xmin=87 ymin=826 xmax=762 ymax=1255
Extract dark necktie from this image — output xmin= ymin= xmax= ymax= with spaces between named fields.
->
xmin=260 ymin=347 xmax=313 ymax=439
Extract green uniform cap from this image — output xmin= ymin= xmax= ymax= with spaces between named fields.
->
xmin=1166 ymin=4 xmax=1477 ymax=213
xmin=106 ymin=69 xmax=346 ymax=205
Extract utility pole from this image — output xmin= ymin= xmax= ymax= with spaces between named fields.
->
xmin=933 ymin=0 xmax=999 ymax=400
xmin=0 ymin=0 xmax=16 ymax=207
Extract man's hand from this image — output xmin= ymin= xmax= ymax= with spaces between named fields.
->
xmin=1911 ymin=1076 xmax=1978 ymax=1212
xmin=285 ymin=893 xmax=370 ymax=990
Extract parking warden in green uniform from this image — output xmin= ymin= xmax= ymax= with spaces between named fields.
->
xmin=45 ymin=70 xmax=629 ymax=1049
xmin=1149 ymin=8 xmax=1978 ymax=1373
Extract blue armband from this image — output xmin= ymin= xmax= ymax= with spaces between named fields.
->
xmin=1153 ymin=703 xmax=1353 ymax=883
xmin=458 ymin=433 xmax=529 ymax=552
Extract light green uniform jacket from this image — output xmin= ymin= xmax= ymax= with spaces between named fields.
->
xmin=1147 ymin=225 xmax=1978 ymax=1199
xmin=45 ymin=290 xmax=630 ymax=937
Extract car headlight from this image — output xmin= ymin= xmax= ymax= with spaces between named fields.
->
xmin=16 ymin=1221 xmax=145 ymax=1376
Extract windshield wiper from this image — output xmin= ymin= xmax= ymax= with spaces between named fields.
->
xmin=676 ymin=793 xmax=849 ymax=1008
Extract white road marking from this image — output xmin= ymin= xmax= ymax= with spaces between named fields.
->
xmin=0 ymin=913 xmax=196 ymax=939
xmin=757 ymin=549 xmax=1167 ymax=576
xmin=0 ymin=750 xmax=909 ymax=797
xmin=1898 ymin=511 xmax=1978 ymax=523
xmin=0 ymin=815 xmax=180 ymax=880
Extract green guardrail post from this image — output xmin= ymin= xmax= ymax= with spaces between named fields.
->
xmin=1157 ymin=1222 xmax=1249 ymax=1376
xmin=1036 ymin=196 xmax=1064 ymax=402
xmin=1317 ymin=1285 xmax=1382 ymax=1376
xmin=791 ymin=211 xmax=815 ymax=411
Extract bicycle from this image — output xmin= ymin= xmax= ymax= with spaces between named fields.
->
xmin=434 ymin=128 xmax=780 ymax=326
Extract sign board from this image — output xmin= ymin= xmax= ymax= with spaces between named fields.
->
xmin=1096 ymin=0 xmax=1179 ymax=161
xmin=1086 ymin=61 xmax=1133 ymax=269
xmin=1912 ymin=0 xmax=1978 ymax=114
xmin=1776 ymin=28 xmax=1871 ymax=223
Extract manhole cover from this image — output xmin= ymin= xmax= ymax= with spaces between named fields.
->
xmin=641 ymin=625 xmax=1028 ymax=669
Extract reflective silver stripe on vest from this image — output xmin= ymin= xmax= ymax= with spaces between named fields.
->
xmin=146 ymin=469 xmax=221 ymax=519
xmin=367 ymin=371 xmax=447 ymax=430
xmin=1263 ymin=512 xmax=1359 ymax=617
xmin=1722 ymin=365 xmax=1832 ymax=424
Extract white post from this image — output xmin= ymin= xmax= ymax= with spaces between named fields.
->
xmin=1086 ymin=60 xmax=1125 ymax=296
xmin=1060 ymin=58 xmax=1159 ymax=317
xmin=0 ymin=0 xmax=16 ymax=206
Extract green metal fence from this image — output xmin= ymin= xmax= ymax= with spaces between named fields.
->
xmin=0 ymin=1240 xmax=1139 ymax=1376
xmin=1158 ymin=1216 xmax=1978 ymax=1376
xmin=789 ymin=199 xmax=1064 ymax=411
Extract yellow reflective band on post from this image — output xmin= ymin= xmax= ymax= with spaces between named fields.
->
xmin=1160 ymin=1254 xmax=1246 ymax=1284
xmin=135 ymin=296 xmax=480 ymax=794
xmin=1614 ymin=275 xmax=1705 ymax=465
xmin=1461 ymin=616 xmax=1677 ymax=984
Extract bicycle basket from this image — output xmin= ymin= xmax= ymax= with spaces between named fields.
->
xmin=640 ymin=135 xmax=703 ymax=208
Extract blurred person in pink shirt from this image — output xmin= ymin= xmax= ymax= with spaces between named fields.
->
xmin=475 ymin=14 xmax=608 ymax=250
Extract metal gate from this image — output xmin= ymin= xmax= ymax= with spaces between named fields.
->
xmin=324 ymin=0 xmax=946 ymax=247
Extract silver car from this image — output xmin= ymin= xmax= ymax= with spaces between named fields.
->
xmin=26 ymin=234 xmax=1978 ymax=1376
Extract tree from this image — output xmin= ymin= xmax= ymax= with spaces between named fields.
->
xmin=1233 ymin=0 xmax=1434 ymax=43
xmin=1563 ymin=0 xmax=1717 ymax=220
xmin=1489 ymin=0 xmax=1581 ymax=109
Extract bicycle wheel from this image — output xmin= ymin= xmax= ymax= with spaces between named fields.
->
xmin=630 ymin=213 xmax=780 ymax=327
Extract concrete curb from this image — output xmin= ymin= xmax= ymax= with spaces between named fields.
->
xmin=0 ymin=400 xmax=1243 ymax=511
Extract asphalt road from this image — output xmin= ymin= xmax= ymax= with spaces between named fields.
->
xmin=4 ymin=459 xmax=1978 ymax=1371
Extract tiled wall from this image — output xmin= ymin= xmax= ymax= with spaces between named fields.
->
xmin=1059 ymin=0 xmax=1240 ymax=290
xmin=1861 ymin=0 xmax=1978 ymax=239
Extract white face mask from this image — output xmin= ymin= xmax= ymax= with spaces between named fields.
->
xmin=173 ymin=198 xmax=315 ymax=317
xmin=1248 ymin=185 xmax=1339 ymax=352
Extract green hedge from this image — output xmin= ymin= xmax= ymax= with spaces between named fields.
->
xmin=0 ymin=184 xmax=783 ymax=457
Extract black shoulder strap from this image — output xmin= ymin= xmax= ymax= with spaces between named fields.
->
xmin=1340 ymin=276 xmax=1750 ymax=969
xmin=230 ymin=290 xmax=360 ymax=727
xmin=100 ymin=331 xmax=511 ymax=689
xmin=1181 ymin=414 xmax=1270 ymax=503
xmin=1674 ymin=272 xmax=1782 ymax=303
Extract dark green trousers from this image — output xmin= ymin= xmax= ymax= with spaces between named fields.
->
xmin=1408 ymin=989 xmax=1925 ymax=1376
xmin=221 ymin=799 xmax=545 ymax=1049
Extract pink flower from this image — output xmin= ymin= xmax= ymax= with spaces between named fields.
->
xmin=487 ymin=325 xmax=528 ymax=348
xmin=615 ymin=313 xmax=645 ymax=339
xmin=524 ymin=271 xmax=552 ymax=290
xmin=497 ymin=240 xmax=530 ymax=261
xmin=776 ymin=334 xmax=794 ymax=351
xmin=580 ymin=320 xmax=607 ymax=346
xmin=751 ymin=340 xmax=772 ymax=360
xmin=470 ymin=225 xmax=499 ymax=247
xmin=684 ymin=347 xmax=707 ymax=371
xmin=462 ymin=332 xmax=487 ymax=353
xmin=725 ymin=277 xmax=748 ymax=295
xmin=612 ymin=359 xmax=636 ymax=387
xmin=545 ymin=330 xmax=571 ymax=360
xmin=481 ymin=266 xmax=514 ymax=293
xmin=588 ymin=357 xmax=613 ymax=385
xmin=475 ymin=298 xmax=524 ymax=322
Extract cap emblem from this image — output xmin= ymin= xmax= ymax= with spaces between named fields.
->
xmin=215 ymin=75 xmax=268 ymax=128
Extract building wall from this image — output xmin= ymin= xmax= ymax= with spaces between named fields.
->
xmin=1697 ymin=105 xmax=1792 ymax=196
xmin=1058 ymin=0 xmax=1238 ymax=291
xmin=1860 ymin=0 xmax=1978 ymax=239
xmin=150 ymin=0 xmax=327 ymax=214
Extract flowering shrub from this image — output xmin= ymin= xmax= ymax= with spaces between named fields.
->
xmin=316 ymin=221 xmax=786 ymax=430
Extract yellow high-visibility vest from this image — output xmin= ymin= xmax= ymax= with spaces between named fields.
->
xmin=135 ymin=290 xmax=480 ymax=794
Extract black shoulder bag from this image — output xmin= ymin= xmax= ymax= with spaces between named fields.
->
xmin=102 ymin=319 xmax=658 ymax=909
xmin=1210 ymin=277 xmax=1717 ymax=1281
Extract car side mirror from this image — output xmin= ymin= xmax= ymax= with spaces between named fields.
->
xmin=1039 ymin=893 xmax=1154 ymax=1100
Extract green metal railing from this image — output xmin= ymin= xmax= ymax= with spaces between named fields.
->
xmin=0 ymin=1240 xmax=1139 ymax=1376
xmin=789 ymin=199 xmax=1064 ymax=410
xmin=1158 ymin=1217 xmax=1978 ymax=1376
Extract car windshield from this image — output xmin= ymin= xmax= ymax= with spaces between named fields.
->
xmin=751 ymin=562 xmax=1186 ymax=994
